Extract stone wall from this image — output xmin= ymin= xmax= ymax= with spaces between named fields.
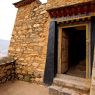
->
xmin=47 ymin=0 xmax=92 ymax=9
xmin=9 ymin=1 xmax=49 ymax=83
xmin=8 ymin=0 xmax=95 ymax=95
xmin=0 ymin=57 xmax=15 ymax=83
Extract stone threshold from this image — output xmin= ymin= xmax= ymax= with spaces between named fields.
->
xmin=54 ymin=74 xmax=91 ymax=92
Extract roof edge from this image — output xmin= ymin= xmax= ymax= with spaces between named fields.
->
xmin=47 ymin=0 xmax=95 ymax=11
xmin=13 ymin=0 xmax=41 ymax=8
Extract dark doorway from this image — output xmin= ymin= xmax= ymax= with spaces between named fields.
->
xmin=62 ymin=26 xmax=86 ymax=78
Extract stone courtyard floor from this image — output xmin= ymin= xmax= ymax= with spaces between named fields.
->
xmin=0 ymin=81 xmax=49 ymax=95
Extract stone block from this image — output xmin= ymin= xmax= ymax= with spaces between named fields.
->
xmin=24 ymin=75 xmax=31 ymax=82
xmin=18 ymin=74 xmax=24 ymax=80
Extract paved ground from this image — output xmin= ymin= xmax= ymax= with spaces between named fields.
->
xmin=0 ymin=81 xmax=49 ymax=95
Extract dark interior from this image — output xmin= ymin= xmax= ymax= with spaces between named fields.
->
xmin=62 ymin=26 xmax=86 ymax=78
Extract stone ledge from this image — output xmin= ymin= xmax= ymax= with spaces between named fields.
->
xmin=0 ymin=56 xmax=16 ymax=84
xmin=0 ymin=57 xmax=15 ymax=65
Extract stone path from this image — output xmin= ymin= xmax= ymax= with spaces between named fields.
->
xmin=0 ymin=81 xmax=49 ymax=95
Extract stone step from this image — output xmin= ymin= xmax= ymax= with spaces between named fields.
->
xmin=49 ymin=85 xmax=89 ymax=95
xmin=53 ymin=74 xmax=90 ymax=93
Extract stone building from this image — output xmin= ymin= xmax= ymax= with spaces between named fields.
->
xmin=8 ymin=0 xmax=95 ymax=95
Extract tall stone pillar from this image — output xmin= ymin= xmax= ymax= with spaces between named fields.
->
xmin=9 ymin=0 xmax=49 ymax=83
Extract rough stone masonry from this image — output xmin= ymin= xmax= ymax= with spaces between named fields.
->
xmin=9 ymin=0 xmax=92 ymax=83
xmin=0 ymin=57 xmax=15 ymax=83
xmin=7 ymin=0 xmax=95 ymax=95
xmin=9 ymin=0 xmax=49 ymax=83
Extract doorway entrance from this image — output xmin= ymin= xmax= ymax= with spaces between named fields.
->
xmin=58 ymin=24 xmax=92 ymax=79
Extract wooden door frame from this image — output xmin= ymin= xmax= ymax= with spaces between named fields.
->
xmin=57 ymin=23 xmax=91 ymax=79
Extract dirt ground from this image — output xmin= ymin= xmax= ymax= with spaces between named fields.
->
xmin=0 ymin=81 xmax=49 ymax=95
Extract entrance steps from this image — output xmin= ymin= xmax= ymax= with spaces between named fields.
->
xmin=49 ymin=74 xmax=91 ymax=95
